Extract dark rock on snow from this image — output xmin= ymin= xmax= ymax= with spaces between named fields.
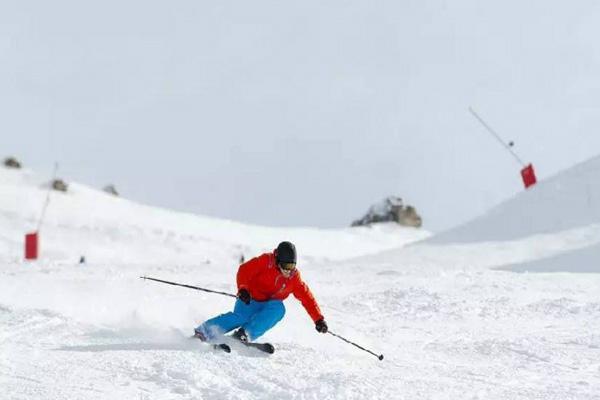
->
xmin=51 ymin=179 xmax=68 ymax=192
xmin=103 ymin=184 xmax=119 ymax=196
xmin=3 ymin=157 xmax=22 ymax=169
xmin=352 ymin=196 xmax=422 ymax=228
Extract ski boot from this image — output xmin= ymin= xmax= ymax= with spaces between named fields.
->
xmin=193 ymin=329 xmax=208 ymax=342
xmin=232 ymin=328 xmax=249 ymax=343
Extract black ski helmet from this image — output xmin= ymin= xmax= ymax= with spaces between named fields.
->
xmin=275 ymin=241 xmax=296 ymax=264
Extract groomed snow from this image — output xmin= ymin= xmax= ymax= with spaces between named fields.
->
xmin=1 ymin=160 xmax=600 ymax=399
xmin=497 ymin=242 xmax=600 ymax=274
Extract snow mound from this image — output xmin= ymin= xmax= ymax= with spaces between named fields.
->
xmin=429 ymin=155 xmax=600 ymax=244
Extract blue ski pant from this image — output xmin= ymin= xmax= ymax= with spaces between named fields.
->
xmin=196 ymin=298 xmax=285 ymax=341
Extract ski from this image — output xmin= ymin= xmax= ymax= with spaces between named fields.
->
xmin=242 ymin=341 xmax=275 ymax=354
xmin=213 ymin=343 xmax=231 ymax=353
xmin=191 ymin=333 xmax=273 ymax=354
xmin=191 ymin=334 xmax=231 ymax=353
xmin=227 ymin=336 xmax=275 ymax=354
xmin=213 ymin=341 xmax=273 ymax=354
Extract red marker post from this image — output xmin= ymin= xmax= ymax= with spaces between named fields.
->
xmin=25 ymin=232 xmax=39 ymax=260
xmin=24 ymin=162 xmax=58 ymax=262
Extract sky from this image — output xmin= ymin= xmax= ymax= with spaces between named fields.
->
xmin=2 ymin=0 xmax=600 ymax=232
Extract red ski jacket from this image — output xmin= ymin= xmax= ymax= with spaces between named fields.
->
xmin=236 ymin=252 xmax=323 ymax=322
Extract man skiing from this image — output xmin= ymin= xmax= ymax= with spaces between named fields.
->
xmin=194 ymin=241 xmax=328 ymax=343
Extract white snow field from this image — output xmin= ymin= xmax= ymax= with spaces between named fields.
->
xmin=1 ymin=158 xmax=600 ymax=400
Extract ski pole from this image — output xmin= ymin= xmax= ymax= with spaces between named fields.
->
xmin=328 ymin=330 xmax=384 ymax=361
xmin=140 ymin=276 xmax=237 ymax=298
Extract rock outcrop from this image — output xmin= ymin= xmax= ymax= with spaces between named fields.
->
xmin=51 ymin=179 xmax=68 ymax=192
xmin=3 ymin=157 xmax=22 ymax=169
xmin=352 ymin=196 xmax=422 ymax=228
xmin=103 ymin=184 xmax=119 ymax=196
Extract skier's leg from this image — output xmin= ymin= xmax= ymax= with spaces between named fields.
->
xmin=195 ymin=299 xmax=259 ymax=340
xmin=242 ymin=300 xmax=285 ymax=340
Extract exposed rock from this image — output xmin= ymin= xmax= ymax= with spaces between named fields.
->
xmin=51 ymin=179 xmax=68 ymax=192
xmin=103 ymin=184 xmax=119 ymax=196
xmin=3 ymin=157 xmax=22 ymax=169
xmin=397 ymin=205 xmax=422 ymax=228
xmin=352 ymin=196 xmax=422 ymax=228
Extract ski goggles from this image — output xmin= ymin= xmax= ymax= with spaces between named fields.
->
xmin=278 ymin=262 xmax=296 ymax=272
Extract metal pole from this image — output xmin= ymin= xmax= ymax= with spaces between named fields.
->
xmin=328 ymin=330 xmax=384 ymax=361
xmin=468 ymin=107 xmax=525 ymax=167
xmin=140 ymin=276 xmax=237 ymax=298
xmin=37 ymin=162 xmax=59 ymax=233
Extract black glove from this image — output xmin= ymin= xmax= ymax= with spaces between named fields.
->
xmin=315 ymin=319 xmax=328 ymax=333
xmin=237 ymin=288 xmax=251 ymax=304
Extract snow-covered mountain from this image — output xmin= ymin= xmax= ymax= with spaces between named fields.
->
xmin=1 ymin=160 xmax=599 ymax=399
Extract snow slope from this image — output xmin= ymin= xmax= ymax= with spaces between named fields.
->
xmin=0 ymin=167 xmax=430 ymax=265
xmin=497 ymin=242 xmax=600 ymax=273
xmin=429 ymin=155 xmax=600 ymax=244
xmin=1 ymin=163 xmax=600 ymax=399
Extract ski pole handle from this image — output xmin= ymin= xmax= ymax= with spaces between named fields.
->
xmin=140 ymin=276 xmax=237 ymax=298
xmin=328 ymin=331 xmax=384 ymax=361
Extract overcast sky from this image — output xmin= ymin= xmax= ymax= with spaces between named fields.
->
xmin=2 ymin=1 xmax=600 ymax=231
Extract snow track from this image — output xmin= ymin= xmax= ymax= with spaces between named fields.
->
xmin=2 ymin=254 xmax=599 ymax=399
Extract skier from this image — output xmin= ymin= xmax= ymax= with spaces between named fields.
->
xmin=194 ymin=241 xmax=328 ymax=343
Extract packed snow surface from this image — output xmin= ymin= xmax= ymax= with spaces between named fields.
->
xmin=1 ymin=160 xmax=600 ymax=399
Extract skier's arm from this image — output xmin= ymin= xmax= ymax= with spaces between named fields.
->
xmin=292 ymin=272 xmax=324 ymax=322
xmin=236 ymin=254 xmax=268 ymax=291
